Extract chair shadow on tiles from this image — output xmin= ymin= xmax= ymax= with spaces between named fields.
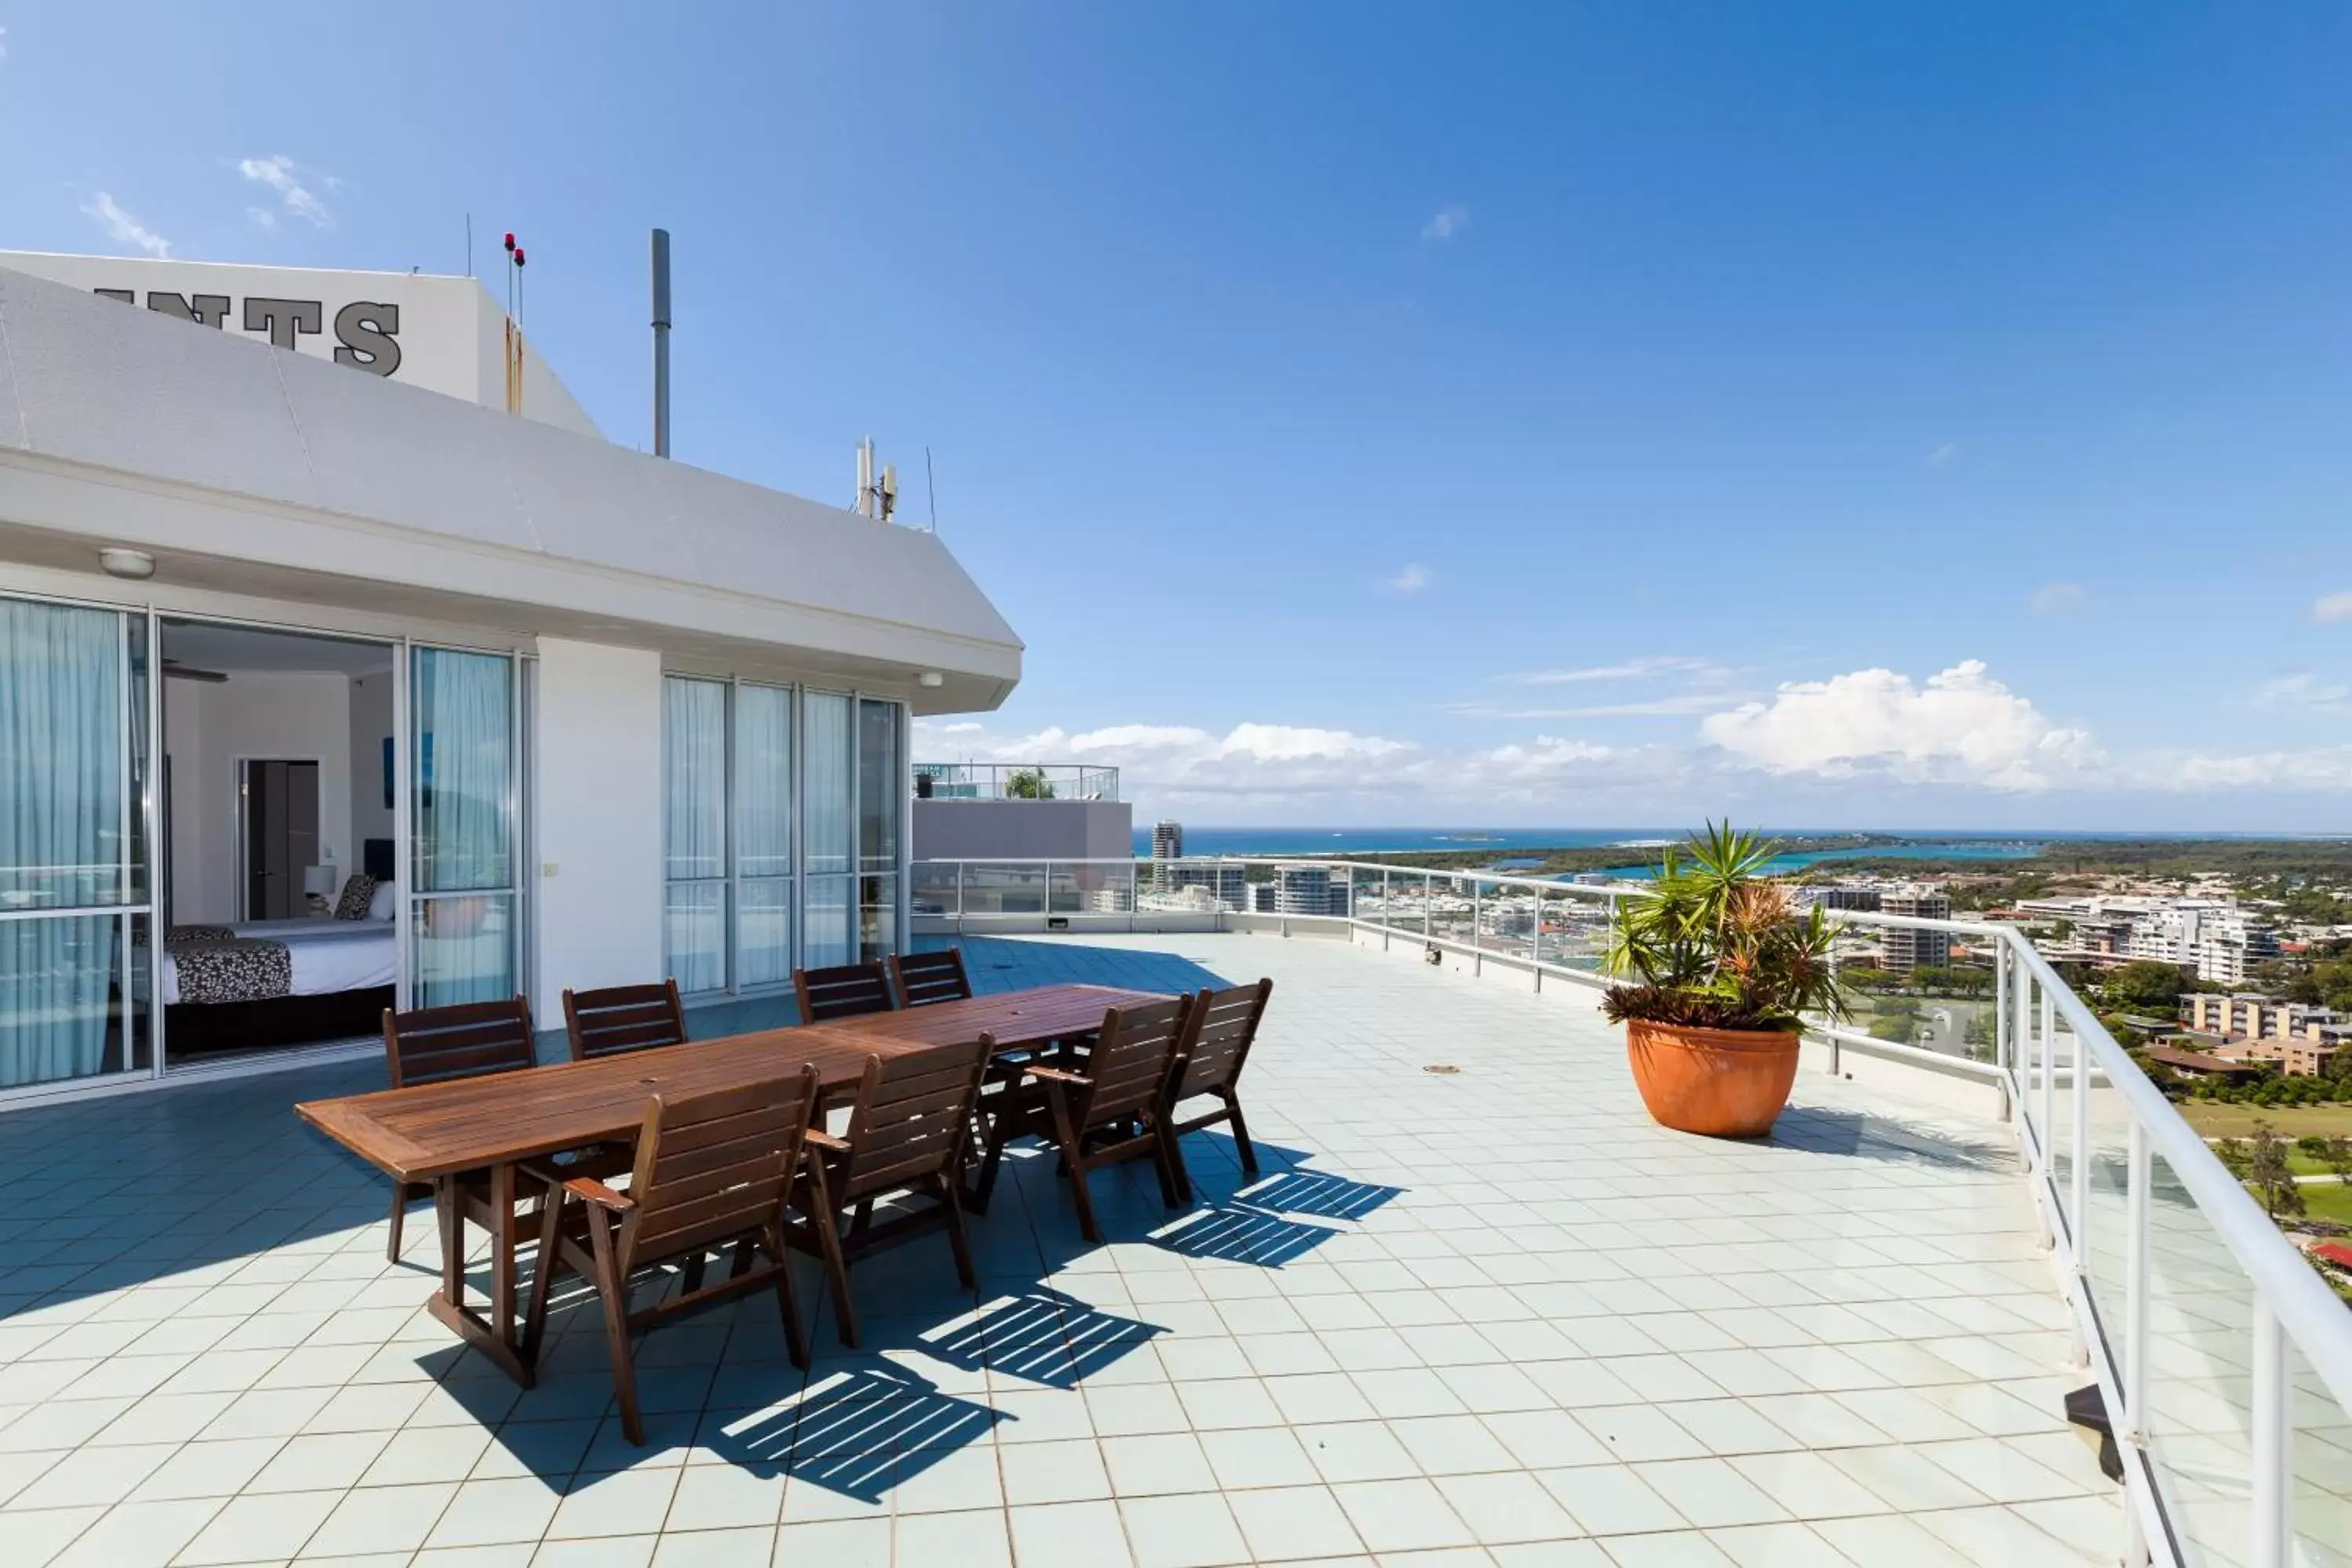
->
xmin=1236 ymin=1168 xmax=1406 ymax=1221
xmin=706 ymin=1366 xmax=1007 ymax=1503
xmin=1151 ymin=1203 xmax=1344 ymax=1267
xmin=916 ymin=1286 xmax=1164 ymax=1390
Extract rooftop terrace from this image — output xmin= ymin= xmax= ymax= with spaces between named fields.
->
xmin=0 ymin=931 xmax=2121 ymax=1566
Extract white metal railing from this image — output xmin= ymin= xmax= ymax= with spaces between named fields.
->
xmin=909 ymin=854 xmax=2352 ymax=1567
xmin=912 ymin=763 xmax=1120 ymax=803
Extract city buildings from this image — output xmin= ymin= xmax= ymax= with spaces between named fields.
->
xmin=1878 ymin=884 xmax=1954 ymax=974
xmin=2020 ymin=895 xmax=2280 ymax=985
xmin=2179 ymin=994 xmax=2351 ymax=1076
xmin=1152 ymin=819 xmax=1185 ymax=860
xmin=1273 ymin=862 xmax=1351 ymax=917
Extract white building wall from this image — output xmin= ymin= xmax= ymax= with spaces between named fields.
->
xmin=532 ymin=639 xmax=664 ymax=1029
xmin=166 ymin=671 xmax=354 ymax=924
xmin=0 ymin=252 xmax=601 ymax=440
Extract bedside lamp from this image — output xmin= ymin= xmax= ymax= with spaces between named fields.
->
xmin=303 ymin=863 xmax=339 ymax=916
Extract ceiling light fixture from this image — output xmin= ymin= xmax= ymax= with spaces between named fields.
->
xmin=98 ymin=547 xmax=155 ymax=580
xmin=917 ymin=671 xmax=945 ymax=689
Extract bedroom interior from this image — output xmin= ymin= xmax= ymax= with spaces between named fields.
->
xmin=158 ymin=619 xmax=400 ymax=1058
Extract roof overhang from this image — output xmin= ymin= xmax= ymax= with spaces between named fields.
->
xmin=0 ymin=266 xmax=1022 ymax=713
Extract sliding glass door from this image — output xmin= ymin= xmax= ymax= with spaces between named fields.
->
xmin=735 ymin=684 xmax=795 ymax=988
xmin=659 ymin=680 xmax=902 ymax=993
xmin=801 ymin=691 xmax=856 ymax=970
xmin=857 ymin=696 xmax=901 ymax=963
xmin=409 ymin=646 xmax=519 ymax=1007
xmin=0 ymin=597 xmax=155 ymax=1092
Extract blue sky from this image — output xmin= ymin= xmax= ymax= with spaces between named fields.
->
xmin=8 ymin=2 xmax=2351 ymax=829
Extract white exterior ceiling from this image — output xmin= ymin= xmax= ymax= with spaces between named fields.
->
xmin=0 ymin=265 xmax=1022 ymax=711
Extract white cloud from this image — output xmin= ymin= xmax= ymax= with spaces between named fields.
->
xmin=1385 ymin=562 xmax=1432 ymax=593
xmin=238 ymin=154 xmax=333 ymax=227
xmin=79 ymin=191 xmax=170 ymax=257
xmin=246 ymin=205 xmax=278 ymax=230
xmin=1 ymin=27 xmax=10 ymax=61
xmin=2030 ymin=583 xmax=2085 ymax=615
xmin=1512 ymin=655 xmax=1722 ymax=688
xmin=2253 ymin=671 xmax=2351 ymax=716
xmin=1926 ymin=443 xmax=1958 ymax=468
xmin=1699 ymin=659 xmax=2101 ymax=790
xmin=1421 ymin=205 xmax=1468 ymax=242
xmin=2313 ymin=592 xmax=2352 ymax=624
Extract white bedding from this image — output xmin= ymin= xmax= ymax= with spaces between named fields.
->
xmin=162 ymin=920 xmax=397 ymax=1005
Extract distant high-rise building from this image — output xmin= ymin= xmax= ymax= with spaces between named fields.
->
xmin=1167 ymin=862 xmax=1247 ymax=913
xmin=1273 ymin=863 xmax=1349 ymax=916
xmin=1152 ymin=820 xmax=1184 ymax=861
xmin=1878 ymin=885 xmax=1953 ymax=974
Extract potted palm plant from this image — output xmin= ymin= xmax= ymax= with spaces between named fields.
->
xmin=1601 ymin=822 xmax=1848 ymax=1138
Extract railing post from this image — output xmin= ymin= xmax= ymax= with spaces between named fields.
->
xmin=1471 ymin=877 xmax=1482 ymax=975
xmin=1996 ymin=938 xmax=2011 ymax=1080
xmin=2042 ymin=982 xmax=2058 ymax=1202
xmin=2253 ymin=1301 xmax=2289 ymax=1568
xmin=1381 ymin=869 xmax=1391 ymax=951
xmin=2072 ymin=1008 xmax=2092 ymax=1278
xmin=2125 ymin=1119 xmax=2150 ymax=1445
xmin=955 ymin=860 xmax=966 ymax=930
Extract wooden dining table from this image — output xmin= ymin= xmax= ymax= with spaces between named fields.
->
xmin=295 ymin=982 xmax=1173 ymax=1384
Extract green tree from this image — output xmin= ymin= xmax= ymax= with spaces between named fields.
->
xmin=2103 ymin=960 xmax=2192 ymax=1013
xmin=2248 ymin=1120 xmax=2307 ymax=1219
xmin=2215 ymin=1137 xmax=2252 ymax=1178
xmin=2322 ymin=1136 xmax=2352 ymax=1188
xmin=1001 ymin=768 xmax=1055 ymax=800
xmin=1963 ymin=1008 xmax=1998 ymax=1064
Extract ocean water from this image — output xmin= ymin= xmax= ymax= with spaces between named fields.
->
xmin=1135 ymin=826 xmax=2050 ymax=867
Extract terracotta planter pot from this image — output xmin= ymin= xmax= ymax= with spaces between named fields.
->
xmin=1624 ymin=1018 xmax=1801 ymax=1138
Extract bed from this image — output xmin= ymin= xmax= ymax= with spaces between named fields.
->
xmin=163 ymin=901 xmax=399 ymax=1056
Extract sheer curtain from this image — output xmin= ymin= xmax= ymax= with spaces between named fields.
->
xmin=664 ymin=677 xmax=727 ymax=993
xmin=1 ymin=601 xmax=123 ymax=1086
xmin=412 ymin=648 xmax=514 ymax=1006
xmin=801 ymin=692 xmax=854 ymax=967
xmin=734 ymin=684 xmax=793 ymax=989
xmin=857 ymin=699 xmax=902 ymax=963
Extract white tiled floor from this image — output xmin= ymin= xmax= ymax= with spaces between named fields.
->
xmin=0 ymin=931 xmax=2124 ymax=1566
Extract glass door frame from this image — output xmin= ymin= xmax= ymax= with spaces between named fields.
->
xmin=400 ymin=639 xmax=531 ymax=1014
xmin=0 ymin=590 xmax=162 ymax=1102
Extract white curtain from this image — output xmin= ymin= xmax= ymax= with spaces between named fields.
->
xmin=663 ymin=677 xmax=728 ymax=993
xmin=415 ymin=649 xmax=512 ymax=893
xmin=412 ymin=648 xmax=514 ymax=1006
xmin=803 ymin=692 xmax=852 ymax=877
xmin=0 ymin=601 xmax=123 ymax=1086
xmin=802 ymin=692 xmax=854 ymax=968
xmin=735 ymin=684 xmax=793 ymax=988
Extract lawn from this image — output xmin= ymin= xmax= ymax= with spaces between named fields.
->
xmin=2179 ymin=1102 xmax=2352 ymax=1139
xmin=2275 ymin=1182 xmax=2352 ymax=1225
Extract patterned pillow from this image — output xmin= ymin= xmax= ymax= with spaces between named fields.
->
xmin=333 ymin=873 xmax=379 ymax=920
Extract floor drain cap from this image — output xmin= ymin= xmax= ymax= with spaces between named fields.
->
xmin=1424 ymin=1064 xmax=1461 ymax=1075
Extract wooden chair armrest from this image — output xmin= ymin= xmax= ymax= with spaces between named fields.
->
xmin=562 ymin=1175 xmax=634 ymax=1212
xmin=1025 ymin=1064 xmax=1091 ymax=1087
xmin=805 ymin=1129 xmax=852 ymax=1155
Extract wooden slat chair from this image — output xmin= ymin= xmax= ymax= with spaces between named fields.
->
xmin=382 ymin=996 xmax=540 ymax=1264
xmin=975 ymin=996 xmax=1195 ymax=1244
xmin=1160 ymin=979 xmax=1275 ymax=1203
xmin=887 ymin=947 xmax=974 ymax=1008
xmin=792 ymin=1036 xmax=993 ymax=1348
xmin=518 ymin=1068 xmax=823 ymax=1446
xmin=563 ymin=979 xmax=688 ymax=1062
xmin=792 ymin=960 xmax=897 ymax=1024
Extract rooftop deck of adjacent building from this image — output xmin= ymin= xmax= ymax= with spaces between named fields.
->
xmin=0 ymin=932 xmax=2116 ymax=1566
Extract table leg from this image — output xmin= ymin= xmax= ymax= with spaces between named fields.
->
xmin=490 ymin=1163 xmax=517 ymax=1352
xmin=423 ymin=1172 xmax=535 ymax=1388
